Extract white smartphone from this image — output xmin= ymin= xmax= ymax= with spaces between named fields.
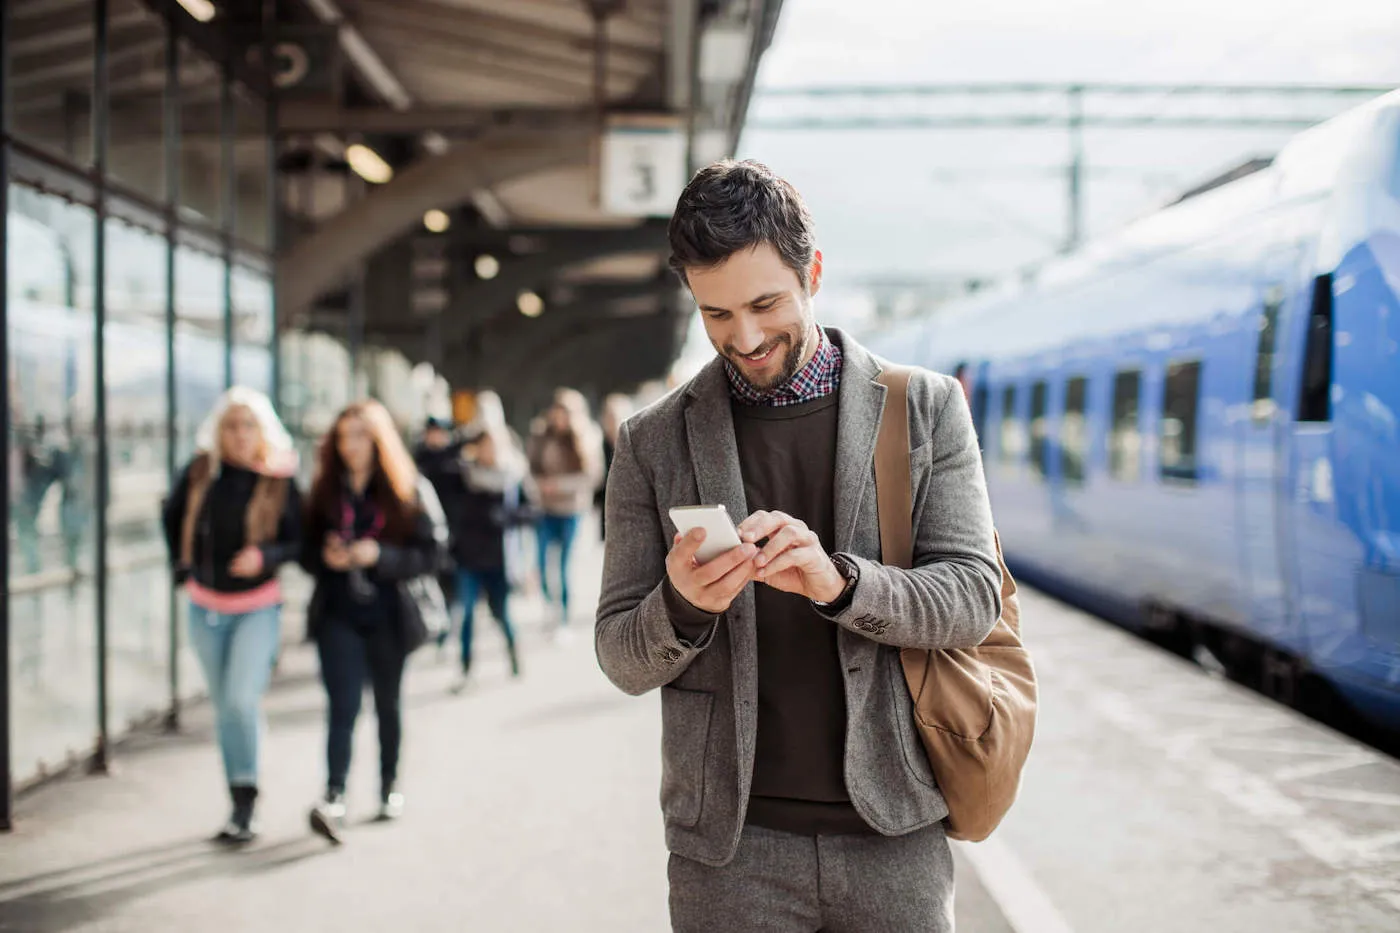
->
xmin=669 ymin=504 xmax=745 ymax=564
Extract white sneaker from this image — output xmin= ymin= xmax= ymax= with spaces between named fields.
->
xmin=378 ymin=792 xmax=405 ymax=821
xmin=309 ymin=794 xmax=346 ymax=844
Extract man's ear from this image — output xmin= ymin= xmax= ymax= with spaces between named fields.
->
xmin=809 ymin=250 xmax=824 ymax=297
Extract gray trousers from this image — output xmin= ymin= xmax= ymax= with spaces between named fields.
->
xmin=668 ymin=822 xmax=955 ymax=933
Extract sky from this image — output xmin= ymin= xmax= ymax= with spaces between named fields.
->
xmin=674 ymin=0 xmax=1400 ymax=345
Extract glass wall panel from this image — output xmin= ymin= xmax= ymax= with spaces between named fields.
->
xmin=107 ymin=0 xmax=168 ymax=201
xmin=8 ymin=0 xmax=96 ymax=166
xmin=279 ymin=329 xmax=352 ymax=462
xmin=234 ymin=89 xmax=270 ymax=249
xmin=177 ymin=40 xmax=224 ymax=227
xmin=6 ymin=184 xmax=99 ymax=781
xmin=232 ymin=264 xmax=273 ymax=395
xmin=173 ymin=242 xmax=227 ymax=462
xmin=103 ymin=214 xmax=172 ymax=731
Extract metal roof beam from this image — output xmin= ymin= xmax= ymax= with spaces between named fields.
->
xmin=278 ymin=129 xmax=591 ymax=319
xmin=277 ymin=102 xmax=598 ymax=135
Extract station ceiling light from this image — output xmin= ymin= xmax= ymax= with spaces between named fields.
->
xmin=423 ymin=209 xmax=451 ymax=233
xmin=517 ymin=290 xmax=544 ymax=318
xmin=474 ymin=254 xmax=500 ymax=280
xmin=178 ymin=0 xmax=217 ymax=21
xmin=346 ymin=143 xmax=393 ymax=184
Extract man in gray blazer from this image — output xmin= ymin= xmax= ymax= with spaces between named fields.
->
xmin=595 ymin=160 xmax=1002 ymax=932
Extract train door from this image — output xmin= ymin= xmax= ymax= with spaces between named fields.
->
xmin=1283 ymin=271 xmax=1343 ymax=662
xmin=1236 ymin=251 xmax=1302 ymax=648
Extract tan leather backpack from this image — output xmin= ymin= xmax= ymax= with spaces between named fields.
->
xmin=875 ymin=365 xmax=1037 ymax=842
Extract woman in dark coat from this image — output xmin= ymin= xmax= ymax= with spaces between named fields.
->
xmin=301 ymin=399 xmax=448 ymax=844
xmin=452 ymin=424 xmax=534 ymax=690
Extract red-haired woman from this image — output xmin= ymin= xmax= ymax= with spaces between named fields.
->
xmin=301 ymin=400 xmax=449 ymax=843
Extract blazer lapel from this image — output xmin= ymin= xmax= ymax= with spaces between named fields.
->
xmin=683 ymin=359 xmax=749 ymax=524
xmin=683 ymin=357 xmax=758 ymax=727
xmin=831 ymin=329 xmax=887 ymax=556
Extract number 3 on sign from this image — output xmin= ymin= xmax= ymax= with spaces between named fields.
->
xmin=630 ymin=162 xmax=656 ymax=203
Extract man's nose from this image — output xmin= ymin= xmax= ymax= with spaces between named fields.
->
xmin=733 ymin=315 xmax=765 ymax=355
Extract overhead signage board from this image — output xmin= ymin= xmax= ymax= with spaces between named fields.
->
xmin=601 ymin=117 xmax=688 ymax=217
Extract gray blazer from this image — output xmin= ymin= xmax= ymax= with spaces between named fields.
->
xmin=594 ymin=328 xmax=1001 ymax=867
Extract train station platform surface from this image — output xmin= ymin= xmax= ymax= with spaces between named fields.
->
xmin=3 ymin=525 xmax=1399 ymax=932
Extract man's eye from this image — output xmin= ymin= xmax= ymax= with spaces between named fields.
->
xmin=753 ymin=302 xmax=774 ymax=312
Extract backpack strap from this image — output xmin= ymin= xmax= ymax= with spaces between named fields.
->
xmin=873 ymin=364 xmax=915 ymax=570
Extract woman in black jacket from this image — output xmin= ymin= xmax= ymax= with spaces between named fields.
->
xmin=161 ymin=387 xmax=302 ymax=844
xmin=451 ymin=424 xmax=534 ymax=690
xmin=301 ymin=399 xmax=448 ymax=844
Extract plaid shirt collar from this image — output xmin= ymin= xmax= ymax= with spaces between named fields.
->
xmin=725 ymin=327 xmax=843 ymax=407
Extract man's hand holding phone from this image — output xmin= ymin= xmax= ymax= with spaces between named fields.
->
xmin=666 ymin=529 xmax=757 ymax=614
xmin=737 ymin=510 xmax=846 ymax=604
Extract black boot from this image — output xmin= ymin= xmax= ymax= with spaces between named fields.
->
xmin=216 ymin=785 xmax=258 ymax=845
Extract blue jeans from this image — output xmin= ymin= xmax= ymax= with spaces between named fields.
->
xmin=536 ymin=514 xmax=581 ymax=618
xmin=457 ymin=567 xmax=515 ymax=669
xmin=187 ymin=603 xmax=281 ymax=787
xmin=317 ymin=618 xmax=406 ymax=794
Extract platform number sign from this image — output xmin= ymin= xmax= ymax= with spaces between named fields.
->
xmin=602 ymin=126 xmax=687 ymax=217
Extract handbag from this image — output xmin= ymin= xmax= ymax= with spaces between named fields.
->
xmin=401 ymin=574 xmax=450 ymax=653
xmin=874 ymin=365 xmax=1038 ymax=842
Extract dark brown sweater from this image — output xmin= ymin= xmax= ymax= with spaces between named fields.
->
xmin=734 ymin=395 xmax=870 ymax=835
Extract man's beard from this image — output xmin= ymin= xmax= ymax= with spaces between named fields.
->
xmin=723 ymin=326 xmax=811 ymax=394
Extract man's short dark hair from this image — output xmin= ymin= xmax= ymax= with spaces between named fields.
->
xmin=667 ymin=159 xmax=816 ymax=288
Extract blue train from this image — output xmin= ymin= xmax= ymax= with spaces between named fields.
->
xmin=866 ymin=90 xmax=1400 ymax=732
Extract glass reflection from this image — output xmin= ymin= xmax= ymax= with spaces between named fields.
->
xmin=174 ymin=243 xmax=228 ymax=462
xmin=104 ymin=216 xmax=174 ymax=731
xmin=6 ymin=184 xmax=100 ymax=781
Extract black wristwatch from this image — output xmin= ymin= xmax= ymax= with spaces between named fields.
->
xmin=813 ymin=552 xmax=859 ymax=610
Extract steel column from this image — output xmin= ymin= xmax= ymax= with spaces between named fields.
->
xmin=222 ymin=50 xmax=235 ymax=387
xmin=90 ymin=0 xmax=112 ymax=776
xmin=163 ymin=11 xmax=182 ymax=733
xmin=0 ymin=0 xmax=14 ymax=833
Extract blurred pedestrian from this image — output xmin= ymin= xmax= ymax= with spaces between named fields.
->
xmin=161 ymin=386 xmax=303 ymax=845
xmin=526 ymin=389 xmax=603 ymax=634
xmin=597 ymin=394 xmax=633 ymax=542
xmin=302 ymin=400 xmax=449 ymax=843
xmin=451 ymin=422 xmax=535 ymax=691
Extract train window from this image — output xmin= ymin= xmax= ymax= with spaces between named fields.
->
xmin=1160 ymin=360 xmax=1202 ymax=482
xmin=1298 ymin=274 xmax=1333 ymax=423
xmin=999 ymin=386 xmax=1020 ymax=465
xmin=1029 ymin=380 xmax=1049 ymax=479
xmin=1110 ymin=370 xmax=1141 ymax=482
xmin=1252 ymin=285 xmax=1284 ymax=421
xmin=1062 ymin=376 xmax=1089 ymax=485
